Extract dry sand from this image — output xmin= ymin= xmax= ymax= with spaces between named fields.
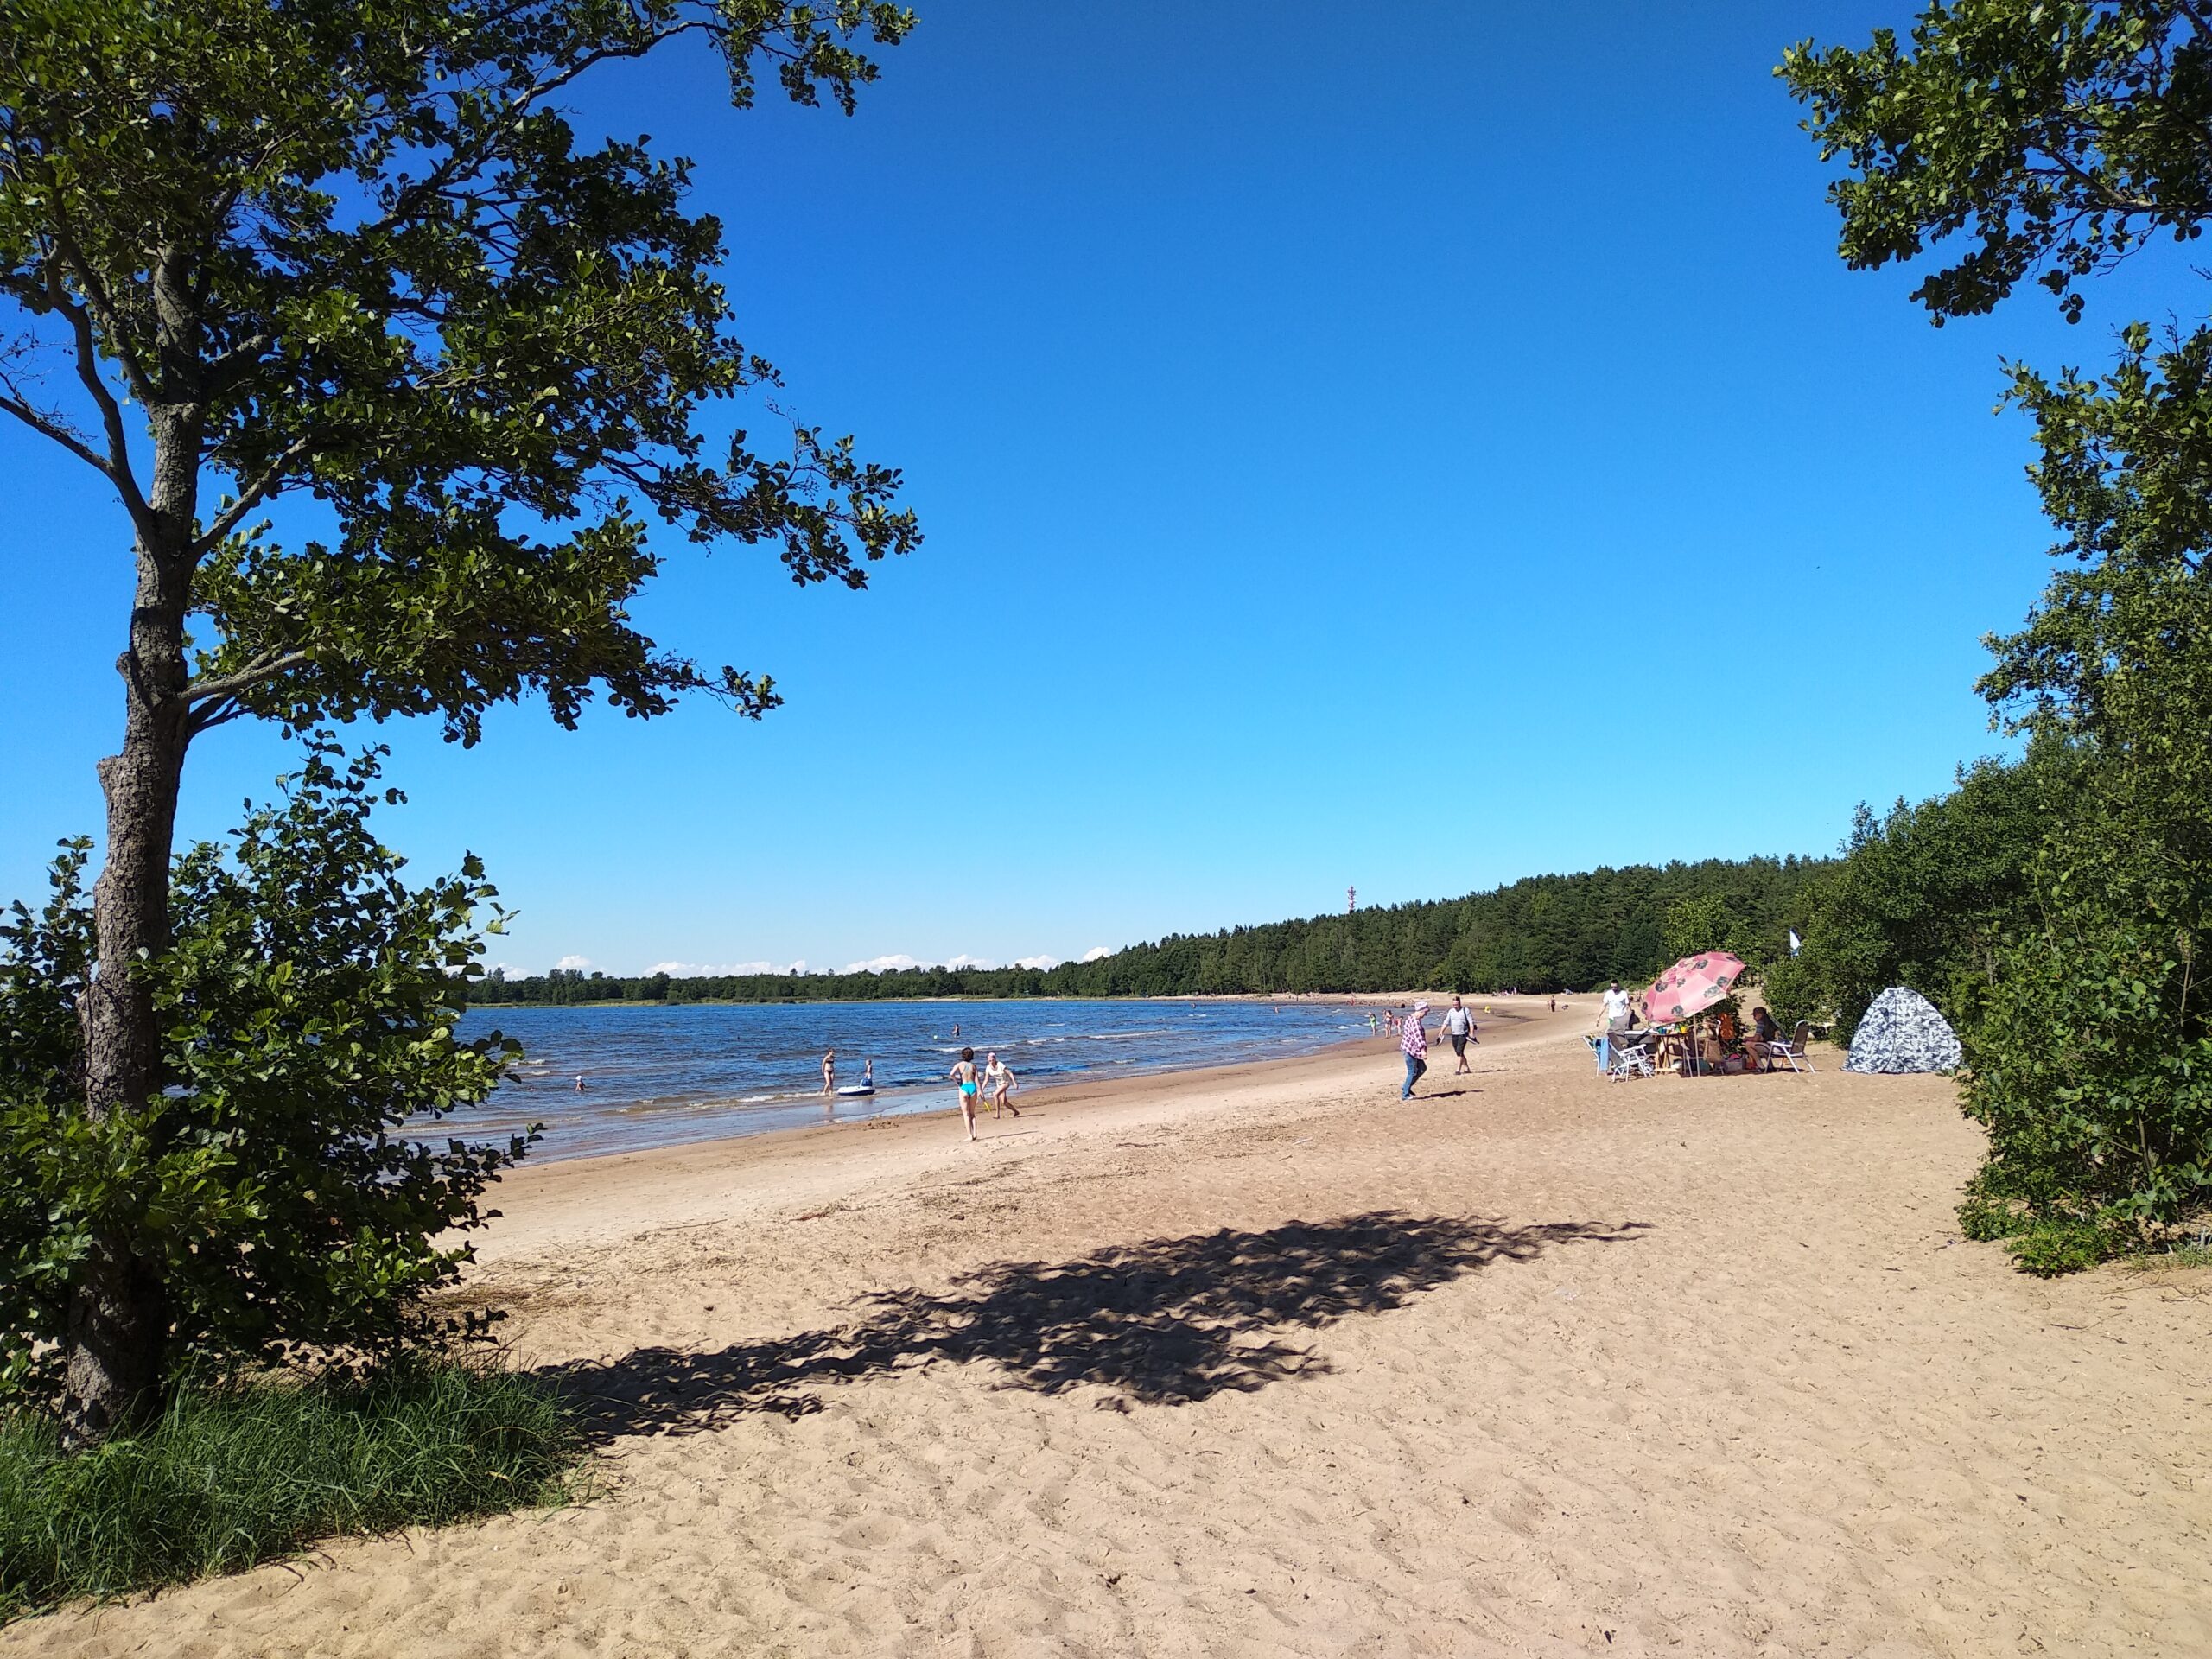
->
xmin=16 ymin=997 xmax=2211 ymax=1658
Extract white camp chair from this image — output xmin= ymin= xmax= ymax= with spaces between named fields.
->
xmin=1587 ymin=1033 xmax=1654 ymax=1081
xmin=1758 ymin=1020 xmax=1816 ymax=1073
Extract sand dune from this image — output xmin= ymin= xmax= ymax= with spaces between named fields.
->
xmin=16 ymin=1000 xmax=2210 ymax=1657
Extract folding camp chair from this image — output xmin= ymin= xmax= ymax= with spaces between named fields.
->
xmin=1759 ymin=1020 xmax=1816 ymax=1073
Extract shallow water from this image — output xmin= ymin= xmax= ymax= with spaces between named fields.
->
xmin=449 ymin=999 xmax=1375 ymax=1160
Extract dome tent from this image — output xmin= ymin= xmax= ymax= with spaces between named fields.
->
xmin=1843 ymin=986 xmax=1961 ymax=1074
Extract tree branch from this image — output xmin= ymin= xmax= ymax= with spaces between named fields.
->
xmin=185 ymin=647 xmax=314 ymax=709
xmin=39 ymin=258 xmax=156 ymax=537
xmin=194 ymin=436 xmax=315 ymax=555
xmin=0 ymin=364 xmax=118 ymax=480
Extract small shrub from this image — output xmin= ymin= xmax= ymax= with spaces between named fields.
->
xmin=1956 ymin=1192 xmax=2033 ymax=1242
xmin=0 ymin=1361 xmax=575 ymax=1620
xmin=2005 ymin=1222 xmax=2120 ymax=1278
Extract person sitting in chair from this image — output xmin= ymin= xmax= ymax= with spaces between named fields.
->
xmin=1751 ymin=1006 xmax=1781 ymax=1070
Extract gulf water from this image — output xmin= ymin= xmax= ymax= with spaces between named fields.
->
xmin=453 ymin=998 xmax=1376 ymax=1160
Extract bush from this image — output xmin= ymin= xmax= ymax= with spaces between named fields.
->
xmin=2005 ymin=1222 xmax=2120 ymax=1278
xmin=1960 ymin=900 xmax=2212 ymax=1239
xmin=0 ymin=1360 xmax=574 ymax=1620
xmin=0 ymin=744 xmax=534 ymax=1415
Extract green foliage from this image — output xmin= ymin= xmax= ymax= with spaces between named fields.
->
xmin=0 ymin=0 xmax=919 ymax=742
xmin=470 ymin=856 xmax=1828 ymax=1004
xmin=1779 ymin=3 xmax=2212 ymax=324
xmin=0 ymin=1360 xmax=573 ymax=1620
xmin=2005 ymin=1220 xmax=2122 ymax=1276
xmin=0 ymin=746 xmax=532 ymax=1408
xmin=1787 ymin=750 xmax=2067 ymax=1043
xmin=1787 ymin=2 xmax=2212 ymax=1270
xmin=1755 ymin=950 xmax=1823 ymax=1031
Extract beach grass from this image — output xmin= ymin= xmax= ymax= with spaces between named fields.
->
xmin=0 ymin=1359 xmax=576 ymax=1622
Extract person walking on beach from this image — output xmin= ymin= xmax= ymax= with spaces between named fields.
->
xmin=983 ymin=1052 xmax=1019 ymax=1117
xmin=821 ymin=1049 xmax=836 ymax=1096
xmin=1400 ymin=1001 xmax=1430 ymax=1099
xmin=1443 ymin=995 xmax=1478 ymax=1074
xmin=1601 ymin=982 xmax=1631 ymax=1033
xmin=949 ymin=1046 xmax=982 ymax=1141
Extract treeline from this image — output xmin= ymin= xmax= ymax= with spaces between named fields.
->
xmin=468 ymin=855 xmax=1828 ymax=1007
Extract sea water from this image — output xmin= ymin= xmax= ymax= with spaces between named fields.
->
xmin=449 ymin=999 xmax=1373 ymax=1161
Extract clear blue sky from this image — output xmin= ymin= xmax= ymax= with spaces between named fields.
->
xmin=0 ymin=3 xmax=2170 ymax=976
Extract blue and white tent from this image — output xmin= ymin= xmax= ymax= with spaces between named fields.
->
xmin=1843 ymin=986 xmax=1961 ymax=1074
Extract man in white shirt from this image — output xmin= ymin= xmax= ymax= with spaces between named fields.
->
xmin=1601 ymin=982 xmax=1632 ymax=1032
xmin=1442 ymin=996 xmax=1478 ymax=1073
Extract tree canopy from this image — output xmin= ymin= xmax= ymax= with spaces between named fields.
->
xmin=469 ymin=855 xmax=1829 ymax=1006
xmin=0 ymin=0 xmax=920 ymax=1440
xmin=1783 ymin=0 xmax=2212 ymax=1269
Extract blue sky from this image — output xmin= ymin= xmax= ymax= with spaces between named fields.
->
xmin=0 ymin=3 xmax=2176 ymax=975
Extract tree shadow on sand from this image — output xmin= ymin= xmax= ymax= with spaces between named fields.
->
xmin=541 ymin=1211 xmax=1648 ymax=1440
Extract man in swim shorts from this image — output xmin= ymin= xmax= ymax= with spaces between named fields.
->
xmin=949 ymin=1046 xmax=982 ymax=1141
xmin=1442 ymin=996 xmax=1478 ymax=1074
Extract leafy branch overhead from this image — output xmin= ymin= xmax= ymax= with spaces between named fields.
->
xmin=1780 ymin=0 xmax=2212 ymax=322
xmin=0 ymin=0 xmax=921 ymax=742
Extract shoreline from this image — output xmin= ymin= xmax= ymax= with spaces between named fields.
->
xmin=470 ymin=997 xmax=1573 ymax=1262
xmin=470 ymin=991 xmax=1574 ymax=1168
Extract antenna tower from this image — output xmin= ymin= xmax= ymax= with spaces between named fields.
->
xmin=1346 ymin=885 xmax=1357 ymax=915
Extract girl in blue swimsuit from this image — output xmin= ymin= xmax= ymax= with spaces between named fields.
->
xmin=948 ymin=1046 xmax=982 ymax=1141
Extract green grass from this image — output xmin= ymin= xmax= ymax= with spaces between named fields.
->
xmin=0 ymin=1361 xmax=576 ymax=1621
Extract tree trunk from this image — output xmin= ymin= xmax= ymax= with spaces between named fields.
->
xmin=59 ymin=413 xmax=198 ymax=1446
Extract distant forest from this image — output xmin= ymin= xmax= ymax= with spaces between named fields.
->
xmin=467 ymin=856 xmax=1829 ymax=1005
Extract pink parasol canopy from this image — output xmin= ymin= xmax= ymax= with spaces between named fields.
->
xmin=1642 ymin=952 xmax=1746 ymax=1022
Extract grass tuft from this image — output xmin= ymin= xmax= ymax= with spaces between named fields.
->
xmin=0 ymin=1360 xmax=575 ymax=1621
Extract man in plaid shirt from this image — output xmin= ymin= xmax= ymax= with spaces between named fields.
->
xmin=1400 ymin=1001 xmax=1430 ymax=1099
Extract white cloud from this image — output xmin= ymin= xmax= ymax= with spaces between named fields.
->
xmin=647 ymin=959 xmax=805 ymax=977
xmin=1081 ymin=945 xmax=1113 ymax=963
xmin=841 ymin=953 xmax=922 ymax=975
xmin=944 ymin=953 xmax=996 ymax=970
xmin=1013 ymin=955 xmax=1060 ymax=970
xmin=554 ymin=954 xmax=594 ymax=971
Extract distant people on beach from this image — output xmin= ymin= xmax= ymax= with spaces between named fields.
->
xmin=983 ymin=1052 xmax=1019 ymax=1116
xmin=949 ymin=1046 xmax=982 ymax=1141
xmin=1443 ymin=996 xmax=1478 ymax=1074
xmin=1400 ymin=1001 xmax=1430 ymax=1099
xmin=821 ymin=1049 xmax=836 ymax=1096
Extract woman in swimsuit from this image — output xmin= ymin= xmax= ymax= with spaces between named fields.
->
xmin=982 ymin=1052 xmax=1018 ymax=1117
xmin=821 ymin=1049 xmax=836 ymax=1096
xmin=948 ymin=1046 xmax=981 ymax=1141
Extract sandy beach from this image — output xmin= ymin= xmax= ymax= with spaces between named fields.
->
xmin=16 ymin=998 xmax=2210 ymax=1658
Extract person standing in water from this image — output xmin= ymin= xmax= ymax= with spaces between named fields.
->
xmin=821 ymin=1049 xmax=836 ymax=1096
xmin=982 ymin=1051 xmax=1019 ymax=1116
xmin=1442 ymin=995 xmax=1478 ymax=1074
xmin=862 ymin=1058 xmax=875 ymax=1090
xmin=1400 ymin=1001 xmax=1430 ymax=1099
xmin=948 ymin=1046 xmax=982 ymax=1141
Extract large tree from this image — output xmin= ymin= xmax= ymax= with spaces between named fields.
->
xmin=1781 ymin=1 xmax=2212 ymax=1260
xmin=0 ymin=0 xmax=918 ymax=1441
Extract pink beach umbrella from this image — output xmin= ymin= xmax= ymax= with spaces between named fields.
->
xmin=1641 ymin=952 xmax=1746 ymax=1022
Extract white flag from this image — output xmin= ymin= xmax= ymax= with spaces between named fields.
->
xmin=1788 ymin=929 xmax=1802 ymax=957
